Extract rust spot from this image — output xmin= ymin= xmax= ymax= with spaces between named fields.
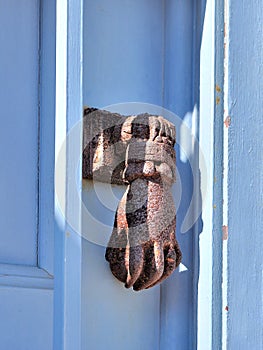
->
xmin=216 ymin=96 xmax=220 ymax=105
xmin=66 ymin=232 xmax=70 ymax=237
xmin=222 ymin=225 xmax=228 ymax=240
xmin=216 ymin=85 xmax=221 ymax=92
xmin=224 ymin=116 xmax=231 ymax=128
xmin=225 ymin=306 xmax=229 ymax=311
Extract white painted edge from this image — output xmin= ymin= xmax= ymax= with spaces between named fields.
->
xmin=54 ymin=0 xmax=83 ymax=349
xmin=198 ymin=0 xmax=225 ymax=348
xmin=55 ymin=0 xmax=67 ymax=220
xmin=197 ymin=0 xmax=215 ymax=347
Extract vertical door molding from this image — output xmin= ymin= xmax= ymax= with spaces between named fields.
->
xmin=38 ymin=0 xmax=56 ymax=275
xmin=54 ymin=0 xmax=83 ymax=349
xmin=197 ymin=0 xmax=224 ymax=349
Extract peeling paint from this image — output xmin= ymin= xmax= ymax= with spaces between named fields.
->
xmin=222 ymin=225 xmax=228 ymax=240
xmin=224 ymin=116 xmax=231 ymax=128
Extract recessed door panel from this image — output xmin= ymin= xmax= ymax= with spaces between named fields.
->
xmin=0 ymin=0 xmax=39 ymax=265
xmin=0 ymin=2 xmax=54 ymax=349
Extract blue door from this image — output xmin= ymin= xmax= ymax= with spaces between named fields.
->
xmin=0 ymin=1 xmax=200 ymax=348
xmin=2 ymin=1 xmax=262 ymax=350
xmin=0 ymin=1 xmax=55 ymax=349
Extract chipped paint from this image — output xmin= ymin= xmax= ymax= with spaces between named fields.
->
xmin=222 ymin=225 xmax=228 ymax=240
xmin=216 ymin=84 xmax=221 ymax=92
xmin=224 ymin=116 xmax=231 ymax=128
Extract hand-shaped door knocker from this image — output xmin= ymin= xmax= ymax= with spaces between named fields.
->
xmin=82 ymin=107 xmax=182 ymax=291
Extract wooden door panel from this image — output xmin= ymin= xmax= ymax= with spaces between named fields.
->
xmin=0 ymin=0 xmax=39 ymax=265
xmin=0 ymin=2 xmax=54 ymax=349
xmin=0 ymin=286 xmax=53 ymax=350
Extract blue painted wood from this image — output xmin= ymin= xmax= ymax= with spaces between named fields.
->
xmin=227 ymin=1 xmax=263 ymax=348
xmin=83 ymin=0 xmax=164 ymax=107
xmin=81 ymin=241 xmax=160 ymax=349
xmin=0 ymin=0 xmax=39 ymax=265
xmin=0 ymin=263 xmax=53 ymax=289
xmin=82 ymin=2 xmax=163 ymax=349
xmin=53 ymin=0 xmax=83 ymax=349
xmin=195 ymin=1 xmax=225 ymax=349
xmin=63 ymin=0 xmax=83 ymax=347
xmin=53 ymin=2 xmax=68 ymax=348
xmin=82 ymin=1 xmax=200 ymax=349
xmin=160 ymin=1 xmax=197 ymax=349
xmin=212 ymin=1 xmax=224 ymax=349
xmin=38 ymin=0 xmax=56 ymax=274
xmin=0 ymin=286 xmax=53 ymax=350
xmin=0 ymin=2 xmax=54 ymax=349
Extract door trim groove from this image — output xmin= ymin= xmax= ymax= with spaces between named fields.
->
xmin=0 ymin=263 xmax=53 ymax=290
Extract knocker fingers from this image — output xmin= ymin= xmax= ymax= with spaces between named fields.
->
xmin=105 ymin=244 xmax=128 ymax=284
xmin=105 ymin=201 xmax=129 ymax=283
xmin=146 ymin=241 xmax=182 ymax=289
xmin=106 ymin=229 xmax=182 ymax=291
xmin=132 ymin=241 xmax=164 ymax=291
xmin=125 ymin=245 xmax=144 ymax=288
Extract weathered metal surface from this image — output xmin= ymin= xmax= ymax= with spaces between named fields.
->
xmin=83 ymin=108 xmax=182 ymax=290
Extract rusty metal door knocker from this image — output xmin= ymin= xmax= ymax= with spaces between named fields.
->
xmin=82 ymin=107 xmax=182 ymax=291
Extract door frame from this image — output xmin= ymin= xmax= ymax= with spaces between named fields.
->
xmin=53 ymin=0 xmax=83 ymax=349
xmin=197 ymin=0 xmax=224 ymax=349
